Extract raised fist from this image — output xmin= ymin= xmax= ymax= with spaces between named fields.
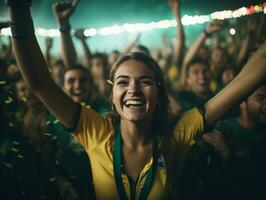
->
xmin=52 ymin=0 xmax=80 ymax=24
xmin=74 ymin=29 xmax=89 ymax=41
xmin=206 ymin=20 xmax=224 ymax=34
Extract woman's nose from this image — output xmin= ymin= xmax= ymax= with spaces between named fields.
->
xmin=127 ymin=81 xmax=140 ymax=95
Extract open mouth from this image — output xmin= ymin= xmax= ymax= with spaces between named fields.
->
xmin=123 ymin=99 xmax=145 ymax=108
xmin=198 ymin=80 xmax=208 ymax=87
xmin=71 ymin=90 xmax=85 ymax=97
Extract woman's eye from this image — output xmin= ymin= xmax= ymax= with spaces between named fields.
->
xmin=116 ymin=80 xmax=128 ymax=85
xmin=140 ymin=79 xmax=153 ymax=85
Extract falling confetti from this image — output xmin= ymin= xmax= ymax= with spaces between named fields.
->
xmin=4 ymin=162 xmax=12 ymax=168
xmin=0 ymin=81 xmax=6 ymax=85
xmin=12 ymin=141 xmax=20 ymax=145
xmin=53 ymin=119 xmax=59 ymax=124
xmin=4 ymin=96 xmax=14 ymax=104
xmin=22 ymin=97 xmax=27 ymax=102
xmin=49 ymin=178 xmax=56 ymax=182
xmin=18 ymin=154 xmax=24 ymax=159
xmin=44 ymin=133 xmax=52 ymax=137
xmin=52 ymin=136 xmax=57 ymax=140
xmin=11 ymin=148 xmax=19 ymax=152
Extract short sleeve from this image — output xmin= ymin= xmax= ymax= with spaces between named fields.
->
xmin=72 ymin=106 xmax=114 ymax=152
xmin=174 ymin=108 xmax=204 ymax=146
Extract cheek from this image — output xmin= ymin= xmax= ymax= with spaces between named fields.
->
xmin=112 ymin=88 xmax=123 ymax=105
xmin=63 ymin=85 xmax=71 ymax=93
xmin=146 ymin=88 xmax=159 ymax=107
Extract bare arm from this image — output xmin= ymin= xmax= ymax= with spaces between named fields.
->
xmin=180 ymin=20 xmax=223 ymax=86
xmin=52 ymin=0 xmax=80 ymax=67
xmin=205 ymin=41 xmax=266 ymax=126
xmin=124 ymin=33 xmax=141 ymax=54
xmin=74 ymin=29 xmax=92 ymax=68
xmin=236 ymin=19 xmax=256 ymax=68
xmin=9 ymin=5 xmax=77 ymax=128
xmin=168 ymin=0 xmax=185 ymax=66
xmin=44 ymin=37 xmax=53 ymax=69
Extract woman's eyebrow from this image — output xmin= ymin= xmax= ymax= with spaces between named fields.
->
xmin=139 ymin=75 xmax=154 ymax=80
xmin=115 ymin=75 xmax=155 ymax=81
xmin=115 ymin=75 xmax=129 ymax=80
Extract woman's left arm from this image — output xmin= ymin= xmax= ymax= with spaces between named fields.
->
xmin=205 ymin=41 xmax=266 ymax=126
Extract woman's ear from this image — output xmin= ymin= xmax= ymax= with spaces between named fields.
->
xmin=110 ymin=92 xmax=114 ymax=104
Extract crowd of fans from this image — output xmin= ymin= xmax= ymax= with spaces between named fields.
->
xmin=0 ymin=0 xmax=265 ymax=199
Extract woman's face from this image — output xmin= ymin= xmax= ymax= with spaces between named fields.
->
xmin=112 ymin=59 xmax=158 ymax=122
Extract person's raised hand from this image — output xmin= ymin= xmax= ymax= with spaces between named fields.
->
xmin=74 ymin=29 xmax=89 ymax=41
xmin=205 ymin=20 xmax=224 ymax=35
xmin=52 ymin=0 xmax=80 ymax=25
xmin=246 ymin=17 xmax=258 ymax=34
xmin=168 ymin=0 xmax=180 ymax=16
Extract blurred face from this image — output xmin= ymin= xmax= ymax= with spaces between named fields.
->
xmin=222 ymin=69 xmax=235 ymax=86
xmin=245 ymin=86 xmax=266 ymax=126
xmin=158 ymin=58 xmax=168 ymax=72
xmin=112 ymin=59 xmax=158 ymax=122
xmin=52 ymin=64 xmax=64 ymax=86
xmin=211 ymin=48 xmax=226 ymax=69
xmin=63 ymin=69 xmax=93 ymax=103
xmin=91 ymin=57 xmax=105 ymax=79
xmin=198 ymin=47 xmax=210 ymax=62
xmin=187 ymin=63 xmax=211 ymax=94
xmin=16 ymin=80 xmax=37 ymax=106
xmin=108 ymin=52 xmax=120 ymax=68
xmin=16 ymin=81 xmax=31 ymax=102
xmin=7 ymin=64 xmax=20 ymax=80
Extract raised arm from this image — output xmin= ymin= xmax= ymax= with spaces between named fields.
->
xmin=52 ymin=0 xmax=80 ymax=67
xmin=74 ymin=29 xmax=92 ymax=68
xmin=180 ymin=20 xmax=223 ymax=86
xmin=44 ymin=37 xmax=53 ymax=69
xmin=8 ymin=1 xmax=77 ymax=128
xmin=124 ymin=33 xmax=141 ymax=54
xmin=168 ymin=0 xmax=185 ymax=66
xmin=205 ymin=41 xmax=266 ymax=126
xmin=236 ymin=19 xmax=256 ymax=68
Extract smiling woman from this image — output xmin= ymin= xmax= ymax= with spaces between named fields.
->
xmin=6 ymin=0 xmax=266 ymax=199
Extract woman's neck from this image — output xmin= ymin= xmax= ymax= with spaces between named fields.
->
xmin=120 ymin=119 xmax=152 ymax=149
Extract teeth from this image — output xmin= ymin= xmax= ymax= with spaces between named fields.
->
xmin=125 ymin=100 xmax=143 ymax=106
xmin=73 ymin=91 xmax=83 ymax=95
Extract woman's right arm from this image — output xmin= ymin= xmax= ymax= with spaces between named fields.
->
xmin=9 ymin=3 xmax=77 ymax=128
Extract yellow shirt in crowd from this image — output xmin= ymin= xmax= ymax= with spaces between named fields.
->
xmin=73 ymin=106 xmax=204 ymax=200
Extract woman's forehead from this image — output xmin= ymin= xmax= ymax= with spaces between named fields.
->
xmin=114 ymin=59 xmax=156 ymax=78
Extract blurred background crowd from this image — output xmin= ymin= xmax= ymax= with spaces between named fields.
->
xmin=0 ymin=0 xmax=266 ymax=199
